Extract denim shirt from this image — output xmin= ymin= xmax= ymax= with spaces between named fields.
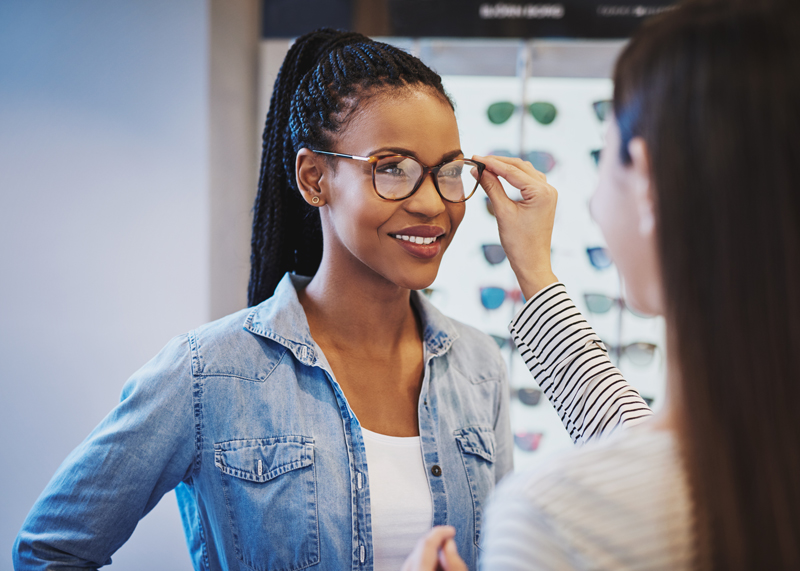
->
xmin=15 ymin=273 xmax=512 ymax=571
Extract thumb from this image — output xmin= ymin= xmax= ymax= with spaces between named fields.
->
xmin=438 ymin=538 xmax=468 ymax=571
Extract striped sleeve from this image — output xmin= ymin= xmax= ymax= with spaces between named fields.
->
xmin=508 ymin=282 xmax=652 ymax=444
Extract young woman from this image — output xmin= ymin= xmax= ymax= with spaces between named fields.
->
xmin=409 ymin=1 xmax=800 ymax=569
xmin=14 ymin=30 xmax=650 ymax=571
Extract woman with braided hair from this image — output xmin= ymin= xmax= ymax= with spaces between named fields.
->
xmin=15 ymin=29 xmax=650 ymax=571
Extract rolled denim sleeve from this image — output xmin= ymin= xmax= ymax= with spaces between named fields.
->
xmin=14 ymin=334 xmax=197 ymax=570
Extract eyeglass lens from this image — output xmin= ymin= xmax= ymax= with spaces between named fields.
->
xmin=373 ymin=156 xmax=479 ymax=202
xmin=480 ymin=287 xmax=523 ymax=310
xmin=586 ymin=246 xmax=612 ymax=270
xmin=514 ymin=431 xmax=544 ymax=452
xmin=487 ymin=101 xmax=558 ymax=126
xmin=593 ymin=100 xmax=612 ymax=122
xmin=514 ymin=388 xmax=542 ymax=407
xmin=482 ymin=243 xmax=507 ymax=265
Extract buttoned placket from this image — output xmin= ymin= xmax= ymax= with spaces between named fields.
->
xmin=297 ymin=341 xmax=373 ymax=570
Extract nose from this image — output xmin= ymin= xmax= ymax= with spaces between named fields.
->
xmin=405 ymin=172 xmax=446 ymax=217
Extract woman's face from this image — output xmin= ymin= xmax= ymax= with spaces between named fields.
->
xmin=312 ymin=89 xmax=466 ymax=292
xmin=590 ymin=117 xmax=664 ymax=316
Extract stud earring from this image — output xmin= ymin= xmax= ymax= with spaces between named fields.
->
xmin=311 ymin=196 xmax=320 ymax=205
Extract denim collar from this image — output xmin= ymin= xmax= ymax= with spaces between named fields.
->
xmin=244 ymin=273 xmax=459 ymax=366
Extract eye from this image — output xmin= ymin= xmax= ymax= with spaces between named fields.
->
xmin=376 ymin=162 xmax=407 ymax=177
xmin=439 ymin=162 xmax=464 ymax=178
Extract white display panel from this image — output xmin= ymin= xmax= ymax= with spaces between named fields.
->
xmin=433 ymin=75 xmax=667 ymax=470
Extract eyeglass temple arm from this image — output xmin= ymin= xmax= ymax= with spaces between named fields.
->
xmin=312 ymin=150 xmax=373 ymax=162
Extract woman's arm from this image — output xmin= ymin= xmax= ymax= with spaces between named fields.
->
xmin=475 ymin=155 xmax=652 ymax=444
xmin=509 ymin=284 xmax=652 ymax=444
xmin=13 ymin=335 xmax=197 ymax=570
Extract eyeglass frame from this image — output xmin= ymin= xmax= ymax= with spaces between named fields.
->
xmin=311 ymin=150 xmax=486 ymax=203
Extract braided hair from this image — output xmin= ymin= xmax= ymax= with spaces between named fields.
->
xmin=248 ymin=29 xmax=453 ymax=306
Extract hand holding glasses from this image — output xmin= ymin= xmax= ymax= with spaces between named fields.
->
xmin=312 ymin=150 xmax=485 ymax=203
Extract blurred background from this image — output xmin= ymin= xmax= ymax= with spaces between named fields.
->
xmin=0 ymin=1 xmax=673 ymax=568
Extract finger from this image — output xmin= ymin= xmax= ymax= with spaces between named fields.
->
xmin=475 ymin=154 xmax=545 ymax=182
xmin=438 ymin=538 xmax=468 ymax=571
xmin=402 ymin=526 xmax=456 ymax=571
xmin=478 ymin=155 xmax=547 ymax=191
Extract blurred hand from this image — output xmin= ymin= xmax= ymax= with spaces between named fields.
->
xmin=473 ymin=154 xmax=559 ymax=299
xmin=401 ymin=526 xmax=467 ymax=571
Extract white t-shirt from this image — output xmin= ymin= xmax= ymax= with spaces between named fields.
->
xmin=361 ymin=427 xmax=433 ymax=571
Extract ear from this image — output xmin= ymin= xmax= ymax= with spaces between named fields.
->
xmin=296 ymin=148 xmax=327 ymax=207
xmin=627 ymin=137 xmax=656 ymax=237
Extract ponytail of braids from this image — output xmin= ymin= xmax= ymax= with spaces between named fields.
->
xmin=248 ymin=29 xmax=452 ymax=306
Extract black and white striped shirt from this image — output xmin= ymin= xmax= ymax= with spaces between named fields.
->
xmin=508 ymin=282 xmax=653 ymax=443
xmin=481 ymin=283 xmax=693 ymax=570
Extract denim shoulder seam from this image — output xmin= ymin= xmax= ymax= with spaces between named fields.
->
xmin=188 ymin=330 xmax=204 ymax=478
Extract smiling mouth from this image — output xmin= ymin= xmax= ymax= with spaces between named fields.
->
xmin=389 ymin=234 xmax=442 ymax=245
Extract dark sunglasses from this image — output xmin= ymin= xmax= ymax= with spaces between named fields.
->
xmin=590 ymin=149 xmax=601 ymax=166
xmin=512 ymin=387 xmax=542 ymax=406
xmin=482 ymin=243 xmax=507 ymax=265
xmin=487 ymin=101 xmax=558 ymax=126
xmin=514 ymin=431 xmax=544 ymax=452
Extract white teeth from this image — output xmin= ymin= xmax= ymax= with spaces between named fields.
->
xmin=393 ymin=234 xmax=439 ymax=245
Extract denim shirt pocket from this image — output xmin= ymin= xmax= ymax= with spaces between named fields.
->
xmin=214 ymin=436 xmax=319 ymax=571
xmin=454 ymin=426 xmax=496 ymax=548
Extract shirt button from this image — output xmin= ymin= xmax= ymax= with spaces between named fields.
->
xmin=431 ymin=465 xmax=442 ymax=477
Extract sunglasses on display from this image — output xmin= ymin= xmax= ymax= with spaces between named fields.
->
xmin=487 ymin=101 xmax=558 ymax=126
xmin=586 ymin=246 xmax=612 ymax=270
xmin=606 ymin=342 xmax=659 ymax=367
xmin=490 ymin=149 xmax=557 ymax=174
xmin=482 ymin=243 xmax=507 ymax=265
xmin=592 ymin=99 xmax=612 ymax=122
xmin=480 ymin=287 xmax=524 ymax=310
xmin=311 ymin=150 xmax=485 ymax=203
xmin=512 ymin=387 xmax=542 ymax=407
xmin=490 ymin=334 xmax=517 ymax=350
xmin=514 ymin=431 xmax=544 ymax=452
xmin=584 ymin=293 xmax=652 ymax=319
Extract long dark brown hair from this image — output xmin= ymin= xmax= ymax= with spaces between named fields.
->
xmin=613 ymin=1 xmax=800 ymax=568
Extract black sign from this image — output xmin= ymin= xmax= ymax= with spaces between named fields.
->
xmin=261 ymin=0 xmax=676 ymax=39
xmin=387 ymin=0 xmax=676 ymax=38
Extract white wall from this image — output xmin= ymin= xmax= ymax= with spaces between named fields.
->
xmin=0 ymin=1 xmax=209 ymax=568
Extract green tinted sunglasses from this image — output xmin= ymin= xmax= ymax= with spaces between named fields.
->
xmin=487 ymin=101 xmax=558 ymax=126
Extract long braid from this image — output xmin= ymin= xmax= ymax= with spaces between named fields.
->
xmin=248 ymin=29 xmax=452 ymax=306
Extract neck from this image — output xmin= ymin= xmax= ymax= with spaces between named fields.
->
xmin=298 ymin=252 xmax=421 ymax=353
xmin=645 ymin=319 xmax=680 ymax=432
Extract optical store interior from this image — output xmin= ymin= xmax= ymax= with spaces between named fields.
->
xmin=2 ymin=1 xmax=676 ymax=568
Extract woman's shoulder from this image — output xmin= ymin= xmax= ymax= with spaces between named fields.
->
xmin=486 ymin=426 xmax=694 ymax=569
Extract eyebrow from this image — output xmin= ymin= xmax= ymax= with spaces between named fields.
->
xmin=367 ymin=146 xmax=464 ymax=164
